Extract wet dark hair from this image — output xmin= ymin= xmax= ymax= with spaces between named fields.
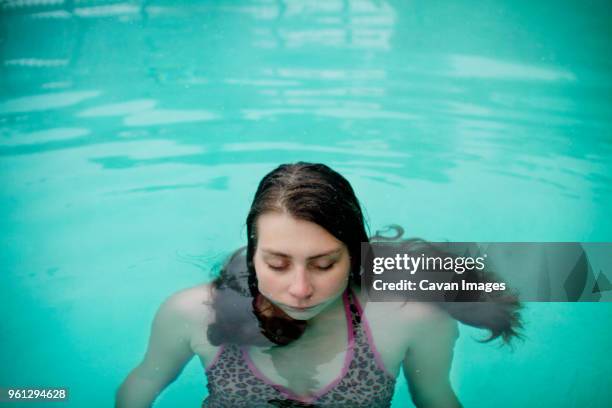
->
xmin=369 ymin=229 xmax=523 ymax=344
xmin=208 ymin=162 xmax=368 ymax=346
xmin=207 ymin=162 xmax=522 ymax=347
xmin=244 ymin=162 xmax=369 ymax=289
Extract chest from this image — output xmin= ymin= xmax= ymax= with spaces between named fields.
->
xmin=195 ymin=291 xmax=412 ymax=406
xmin=205 ymin=341 xmax=397 ymax=407
xmin=245 ymin=324 xmax=350 ymax=397
xmin=197 ymin=303 xmax=407 ymax=394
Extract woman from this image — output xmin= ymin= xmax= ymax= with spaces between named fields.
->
xmin=116 ymin=162 xmax=522 ymax=408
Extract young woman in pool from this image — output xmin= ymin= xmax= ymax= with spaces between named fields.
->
xmin=116 ymin=162 xmax=521 ymax=408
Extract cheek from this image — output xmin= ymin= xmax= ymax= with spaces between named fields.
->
xmin=323 ymin=263 xmax=351 ymax=290
xmin=254 ymin=259 xmax=280 ymax=293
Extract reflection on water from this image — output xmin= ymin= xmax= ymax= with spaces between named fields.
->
xmin=0 ymin=90 xmax=101 ymax=113
xmin=1 ymin=1 xmax=612 ymax=407
xmin=0 ymin=127 xmax=90 ymax=146
xmin=0 ymin=0 xmax=610 ymax=242
xmin=446 ymin=54 xmax=576 ymax=81
xmin=1 ymin=0 xmax=610 ymax=235
xmin=77 ymin=99 xmax=157 ymax=117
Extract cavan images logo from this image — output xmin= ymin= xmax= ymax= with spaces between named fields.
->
xmin=361 ymin=242 xmax=612 ymax=302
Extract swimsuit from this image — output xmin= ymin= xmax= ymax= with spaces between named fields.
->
xmin=202 ymin=288 xmax=397 ymax=407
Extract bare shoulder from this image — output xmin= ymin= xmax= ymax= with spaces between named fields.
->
xmin=352 ymin=287 xmax=457 ymax=374
xmin=363 ymin=299 xmax=450 ymax=325
xmin=128 ymin=284 xmax=217 ymax=386
xmin=154 ymin=282 xmax=222 ymax=364
xmin=396 ymin=301 xmax=451 ymax=324
xmin=397 ymin=302 xmax=458 ymax=349
xmin=355 ymin=285 xmax=449 ymax=326
xmin=358 ymin=291 xmax=456 ymax=347
xmin=160 ymin=283 xmax=216 ymax=328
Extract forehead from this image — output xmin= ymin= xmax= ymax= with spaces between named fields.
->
xmin=256 ymin=212 xmax=343 ymax=256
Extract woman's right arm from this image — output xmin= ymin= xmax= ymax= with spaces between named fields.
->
xmin=115 ymin=287 xmax=209 ymax=408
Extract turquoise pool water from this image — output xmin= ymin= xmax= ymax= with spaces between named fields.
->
xmin=1 ymin=0 xmax=611 ymax=406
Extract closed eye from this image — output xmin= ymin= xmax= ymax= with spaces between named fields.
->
xmin=314 ymin=262 xmax=336 ymax=271
xmin=267 ymin=264 xmax=288 ymax=271
xmin=267 ymin=263 xmax=335 ymax=271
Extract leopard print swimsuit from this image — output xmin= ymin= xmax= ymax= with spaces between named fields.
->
xmin=202 ymin=288 xmax=397 ymax=407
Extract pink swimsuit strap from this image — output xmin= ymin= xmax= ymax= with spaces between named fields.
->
xmin=203 ymin=287 xmax=397 ymax=407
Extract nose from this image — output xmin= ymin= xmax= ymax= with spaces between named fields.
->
xmin=288 ymin=268 xmax=314 ymax=301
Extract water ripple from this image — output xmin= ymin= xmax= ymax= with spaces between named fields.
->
xmin=123 ymin=109 xmax=219 ymax=127
xmin=0 ymin=91 xmax=101 ymax=114
xmin=0 ymin=127 xmax=89 ymax=147
xmin=78 ymin=100 xmax=157 ymax=117
xmin=447 ymin=55 xmax=576 ymax=81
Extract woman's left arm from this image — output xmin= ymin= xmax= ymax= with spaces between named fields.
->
xmin=402 ymin=304 xmax=461 ymax=408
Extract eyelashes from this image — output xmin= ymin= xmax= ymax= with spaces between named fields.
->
xmin=266 ymin=262 xmax=336 ymax=272
xmin=315 ymin=263 xmax=335 ymax=271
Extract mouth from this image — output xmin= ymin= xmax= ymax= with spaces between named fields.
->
xmin=284 ymin=304 xmax=319 ymax=312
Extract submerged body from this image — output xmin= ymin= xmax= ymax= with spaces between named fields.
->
xmin=116 ymin=279 xmax=460 ymax=407
xmin=202 ymin=286 xmax=396 ymax=407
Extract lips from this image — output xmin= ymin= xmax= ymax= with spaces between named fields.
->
xmin=285 ymin=304 xmax=318 ymax=312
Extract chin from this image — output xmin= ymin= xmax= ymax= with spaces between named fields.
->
xmin=284 ymin=310 xmax=319 ymax=320
xmin=282 ymin=308 xmax=321 ymax=320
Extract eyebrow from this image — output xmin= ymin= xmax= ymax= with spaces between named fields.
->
xmin=261 ymin=247 xmax=343 ymax=260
